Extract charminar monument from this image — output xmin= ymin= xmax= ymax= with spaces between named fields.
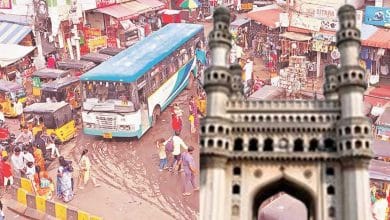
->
xmin=200 ymin=5 xmax=373 ymax=220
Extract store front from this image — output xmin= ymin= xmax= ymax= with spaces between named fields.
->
xmin=85 ymin=0 xmax=165 ymax=49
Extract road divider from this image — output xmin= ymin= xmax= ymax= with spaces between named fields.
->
xmin=8 ymin=177 xmax=103 ymax=220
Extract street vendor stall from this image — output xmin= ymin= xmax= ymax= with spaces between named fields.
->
xmin=57 ymin=59 xmax=96 ymax=77
xmin=159 ymin=9 xmax=182 ymax=24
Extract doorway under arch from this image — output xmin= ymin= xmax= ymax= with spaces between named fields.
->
xmin=258 ymin=192 xmax=307 ymax=220
xmin=252 ymin=178 xmax=316 ymax=220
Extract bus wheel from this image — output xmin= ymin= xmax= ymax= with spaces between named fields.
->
xmin=152 ymin=106 xmax=161 ymax=127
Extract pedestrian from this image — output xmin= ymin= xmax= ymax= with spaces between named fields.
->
xmin=14 ymin=126 xmax=33 ymax=146
xmin=34 ymin=131 xmax=47 ymax=158
xmin=78 ymin=149 xmax=100 ymax=189
xmin=0 ymin=200 xmax=4 ymax=220
xmin=32 ymin=166 xmax=54 ymax=200
xmin=0 ymin=106 xmax=4 ymax=124
xmin=188 ymin=96 xmax=198 ymax=134
xmin=169 ymin=131 xmax=188 ymax=173
xmin=179 ymin=146 xmax=199 ymax=196
xmin=11 ymin=147 xmax=25 ymax=177
xmin=22 ymin=146 xmax=35 ymax=168
xmin=156 ymin=138 xmax=168 ymax=171
xmin=57 ymin=156 xmax=74 ymax=202
xmin=2 ymin=154 xmax=13 ymax=194
xmin=33 ymin=144 xmax=45 ymax=172
xmin=171 ymin=104 xmax=183 ymax=134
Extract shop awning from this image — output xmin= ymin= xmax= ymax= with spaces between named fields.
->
xmin=372 ymin=140 xmax=390 ymax=157
xmin=377 ymin=107 xmax=390 ymax=126
xmin=0 ymin=21 xmax=32 ymax=44
xmin=370 ymin=159 xmax=390 ymax=181
xmin=279 ymin=32 xmax=311 ymax=41
xmin=96 ymin=1 xmax=161 ymax=20
xmin=362 ymin=27 xmax=390 ymax=49
xmin=247 ymin=8 xmax=283 ymax=28
xmin=138 ymin=0 xmax=165 ymax=10
xmin=0 ymin=44 xmax=35 ymax=67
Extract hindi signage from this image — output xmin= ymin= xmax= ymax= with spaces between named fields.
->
xmin=291 ymin=13 xmax=321 ymax=32
xmin=364 ymin=6 xmax=390 ymax=27
xmin=301 ymin=4 xmax=337 ymax=20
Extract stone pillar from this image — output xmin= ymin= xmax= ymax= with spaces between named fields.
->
xmin=200 ymin=156 xmax=227 ymax=220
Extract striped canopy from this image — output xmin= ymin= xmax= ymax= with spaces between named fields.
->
xmin=0 ymin=22 xmax=32 ymax=44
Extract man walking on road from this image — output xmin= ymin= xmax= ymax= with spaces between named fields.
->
xmin=180 ymin=146 xmax=198 ymax=196
xmin=168 ymin=131 xmax=188 ymax=173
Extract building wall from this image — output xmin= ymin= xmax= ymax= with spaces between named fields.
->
xmin=0 ymin=0 xmax=33 ymax=16
xmin=225 ymin=161 xmax=326 ymax=220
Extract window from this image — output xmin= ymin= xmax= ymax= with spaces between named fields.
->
xmin=232 ymin=185 xmax=240 ymax=194
xmin=326 ymin=167 xmax=335 ymax=176
xmin=294 ymin=139 xmax=304 ymax=152
xmin=233 ymin=167 xmax=241 ymax=176
xmin=249 ymin=139 xmax=258 ymax=151
xmin=263 ymin=138 xmax=273 ymax=151
xmin=327 ymin=186 xmax=335 ymax=195
xmin=234 ymin=138 xmax=243 ymax=151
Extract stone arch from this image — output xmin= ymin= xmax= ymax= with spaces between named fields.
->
xmin=324 ymin=138 xmax=336 ymax=152
xmin=234 ymin=138 xmax=244 ymax=151
xmin=251 ymin=177 xmax=316 ymax=220
xmin=309 ymin=139 xmax=319 ymax=152
xmin=249 ymin=138 xmax=259 ymax=151
xmin=232 ymin=204 xmax=240 ymax=216
xmin=263 ymin=138 xmax=274 ymax=152
xmin=209 ymin=125 xmax=215 ymax=133
xmin=293 ymin=138 xmax=304 ymax=152
xmin=218 ymin=126 xmax=224 ymax=133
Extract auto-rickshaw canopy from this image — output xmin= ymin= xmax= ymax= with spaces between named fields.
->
xmin=0 ymin=80 xmax=24 ymax=93
xmin=57 ymin=59 xmax=96 ymax=71
xmin=23 ymin=102 xmax=73 ymax=129
xmin=98 ymin=47 xmax=124 ymax=56
xmin=80 ymin=53 xmax=112 ymax=64
xmin=32 ymin=68 xmax=70 ymax=79
xmin=41 ymin=76 xmax=79 ymax=92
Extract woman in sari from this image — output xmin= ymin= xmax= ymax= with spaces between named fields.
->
xmin=33 ymin=144 xmax=45 ymax=172
xmin=32 ymin=166 xmax=54 ymax=200
xmin=57 ymin=156 xmax=74 ymax=202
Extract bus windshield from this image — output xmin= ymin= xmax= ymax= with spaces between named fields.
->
xmin=82 ymin=81 xmax=139 ymax=113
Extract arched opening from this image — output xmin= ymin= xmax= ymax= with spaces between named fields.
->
xmin=326 ymin=167 xmax=335 ymax=176
xmin=324 ymin=138 xmax=336 ymax=152
xmin=253 ymin=178 xmax=315 ymax=220
xmin=233 ymin=167 xmax=241 ymax=176
xmin=218 ymin=126 xmax=224 ymax=133
xmin=263 ymin=138 xmax=273 ymax=152
xmin=309 ymin=139 xmax=318 ymax=152
xmin=327 ymin=186 xmax=335 ymax=195
xmin=249 ymin=138 xmax=259 ymax=151
xmin=232 ymin=205 xmax=240 ymax=216
xmin=233 ymin=184 xmax=240 ymax=194
xmin=234 ymin=138 xmax=244 ymax=151
xmin=258 ymin=193 xmax=308 ymax=220
xmin=209 ymin=125 xmax=215 ymax=133
xmin=293 ymin=139 xmax=304 ymax=152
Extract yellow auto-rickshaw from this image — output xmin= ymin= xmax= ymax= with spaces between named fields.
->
xmin=32 ymin=68 xmax=70 ymax=97
xmin=40 ymin=77 xmax=81 ymax=109
xmin=23 ymin=102 xmax=76 ymax=143
xmin=0 ymin=80 xmax=27 ymax=117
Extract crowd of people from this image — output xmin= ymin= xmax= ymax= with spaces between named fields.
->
xmin=0 ymin=116 xmax=100 ymax=204
xmin=154 ymin=92 xmax=202 ymax=197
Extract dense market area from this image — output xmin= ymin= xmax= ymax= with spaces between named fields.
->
xmin=0 ymin=0 xmax=389 ymax=218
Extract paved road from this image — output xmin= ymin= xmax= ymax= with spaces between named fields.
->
xmin=4 ymin=88 xmax=199 ymax=220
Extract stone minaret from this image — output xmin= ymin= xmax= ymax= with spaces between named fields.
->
xmin=200 ymin=7 xmax=233 ymax=220
xmin=230 ymin=63 xmax=244 ymax=100
xmin=335 ymin=5 xmax=373 ymax=220
xmin=323 ymin=65 xmax=339 ymax=100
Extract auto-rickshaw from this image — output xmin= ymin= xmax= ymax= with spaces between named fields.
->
xmin=31 ymin=68 xmax=70 ymax=97
xmin=98 ymin=47 xmax=124 ymax=56
xmin=0 ymin=80 xmax=27 ymax=117
xmin=56 ymin=59 xmax=96 ymax=77
xmin=23 ymin=102 xmax=76 ymax=143
xmin=80 ymin=52 xmax=112 ymax=64
xmin=40 ymin=76 xmax=81 ymax=109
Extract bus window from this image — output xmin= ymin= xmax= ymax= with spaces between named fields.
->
xmin=107 ymin=82 xmax=116 ymax=99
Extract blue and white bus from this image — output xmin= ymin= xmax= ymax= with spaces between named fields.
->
xmin=80 ymin=23 xmax=204 ymax=139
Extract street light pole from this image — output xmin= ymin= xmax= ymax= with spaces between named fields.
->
xmin=33 ymin=0 xmax=48 ymax=69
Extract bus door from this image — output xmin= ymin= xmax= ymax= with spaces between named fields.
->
xmin=137 ymin=76 xmax=149 ymax=134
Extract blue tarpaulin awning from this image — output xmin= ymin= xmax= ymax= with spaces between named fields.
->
xmin=0 ymin=21 xmax=32 ymax=44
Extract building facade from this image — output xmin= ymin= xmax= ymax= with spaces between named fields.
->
xmin=200 ymin=5 xmax=373 ymax=220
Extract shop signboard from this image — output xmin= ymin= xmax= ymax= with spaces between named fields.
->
xmin=87 ymin=36 xmax=107 ymax=51
xmin=291 ymin=13 xmax=321 ymax=32
xmin=311 ymin=40 xmax=330 ymax=53
xmin=96 ymin=0 xmax=115 ymax=8
xmin=300 ymin=3 xmax=337 ymax=20
xmin=0 ymin=0 xmax=11 ymax=9
xmin=32 ymin=77 xmax=41 ymax=88
xmin=312 ymin=32 xmax=336 ymax=42
xmin=279 ymin=13 xmax=289 ymax=27
xmin=364 ymin=6 xmax=390 ymax=27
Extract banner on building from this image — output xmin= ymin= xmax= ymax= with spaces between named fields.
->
xmin=300 ymin=3 xmax=337 ymax=20
xmin=0 ymin=0 xmax=11 ymax=9
xmin=364 ymin=6 xmax=390 ymax=27
xmin=291 ymin=13 xmax=321 ymax=32
xmin=96 ymin=0 xmax=115 ymax=8
xmin=87 ymin=36 xmax=107 ymax=51
xmin=311 ymin=40 xmax=330 ymax=53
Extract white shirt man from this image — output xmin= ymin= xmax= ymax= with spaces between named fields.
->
xmin=172 ymin=135 xmax=188 ymax=156
xmin=11 ymin=149 xmax=25 ymax=177
xmin=372 ymin=197 xmax=388 ymax=220
xmin=0 ymin=111 xmax=4 ymax=123
xmin=14 ymin=101 xmax=23 ymax=116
